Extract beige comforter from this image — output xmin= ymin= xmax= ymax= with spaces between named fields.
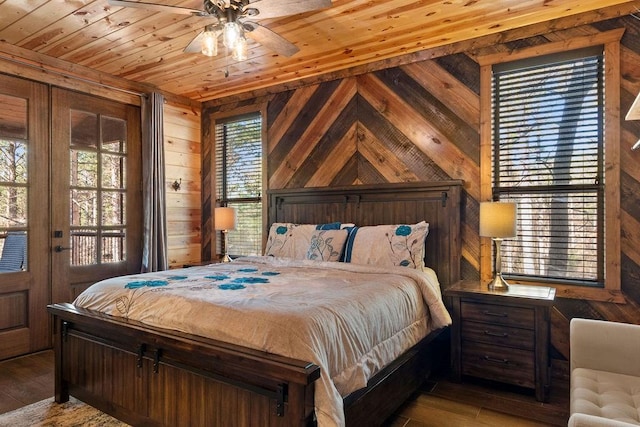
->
xmin=73 ymin=256 xmax=452 ymax=426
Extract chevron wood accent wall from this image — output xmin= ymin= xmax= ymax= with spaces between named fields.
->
xmin=203 ymin=16 xmax=640 ymax=363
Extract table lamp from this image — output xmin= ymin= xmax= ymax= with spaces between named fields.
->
xmin=214 ymin=206 xmax=236 ymax=262
xmin=480 ymin=201 xmax=517 ymax=291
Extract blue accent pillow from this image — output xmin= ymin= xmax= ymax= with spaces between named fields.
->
xmin=316 ymin=222 xmax=341 ymax=230
xmin=341 ymin=226 xmax=359 ymax=262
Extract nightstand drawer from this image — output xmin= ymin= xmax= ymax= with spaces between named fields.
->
xmin=461 ymin=301 xmax=534 ymax=329
xmin=462 ymin=341 xmax=535 ymax=388
xmin=461 ymin=321 xmax=535 ymax=350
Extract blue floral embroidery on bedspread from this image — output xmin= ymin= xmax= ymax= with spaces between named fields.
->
xmin=218 ymin=283 xmax=246 ymax=290
xmin=114 ymin=268 xmax=282 ymax=318
xmin=230 ymin=277 xmax=270 ymax=284
xmin=205 ymin=274 xmax=230 ymax=281
xmin=124 ymin=280 xmax=169 ymax=289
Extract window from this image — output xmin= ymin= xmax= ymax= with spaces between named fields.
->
xmin=491 ymin=47 xmax=605 ymax=287
xmin=215 ymin=112 xmax=263 ymax=256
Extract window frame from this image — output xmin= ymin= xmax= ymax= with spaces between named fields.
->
xmin=478 ymin=29 xmax=623 ymax=302
xmin=210 ymin=105 xmax=267 ymax=259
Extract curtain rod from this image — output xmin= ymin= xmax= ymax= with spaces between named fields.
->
xmin=0 ymin=54 xmax=147 ymax=98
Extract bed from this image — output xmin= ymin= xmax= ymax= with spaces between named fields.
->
xmin=47 ymin=181 xmax=462 ymax=426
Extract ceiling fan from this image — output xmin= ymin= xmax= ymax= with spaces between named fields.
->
xmin=107 ymin=0 xmax=331 ymax=60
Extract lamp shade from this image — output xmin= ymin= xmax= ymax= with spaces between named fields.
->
xmin=479 ymin=202 xmax=517 ymax=238
xmin=626 ymin=91 xmax=640 ymax=121
xmin=214 ymin=207 xmax=236 ymax=231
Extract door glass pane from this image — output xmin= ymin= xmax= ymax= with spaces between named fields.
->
xmin=102 ymin=191 xmax=124 ymax=226
xmin=70 ymin=150 xmax=97 ymax=187
xmin=102 ymin=117 xmax=126 ymax=153
xmin=102 ymin=229 xmax=125 ymax=263
xmin=70 ymin=111 xmax=98 ymax=149
xmin=71 ymin=190 xmax=97 ymax=226
xmin=102 ymin=154 xmax=125 ymax=189
xmin=71 ymin=229 xmax=97 ymax=266
xmin=0 ymin=141 xmax=27 ymax=184
xmin=0 ymin=95 xmax=28 ymax=272
xmin=0 ymin=95 xmax=27 ymax=140
xmin=0 ymin=186 xmax=27 ymax=227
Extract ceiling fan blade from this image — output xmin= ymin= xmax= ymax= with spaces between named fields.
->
xmin=184 ymin=31 xmax=205 ymax=53
xmin=108 ymin=0 xmax=209 ymax=17
xmin=244 ymin=22 xmax=299 ymax=57
xmin=245 ymin=0 xmax=331 ymax=20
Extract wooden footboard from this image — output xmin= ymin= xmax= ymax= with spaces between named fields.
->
xmin=48 ymin=303 xmax=321 ymax=426
xmin=49 ymin=302 xmax=447 ymax=426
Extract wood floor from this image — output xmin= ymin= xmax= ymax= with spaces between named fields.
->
xmin=0 ymin=351 xmax=54 ymax=415
xmin=385 ymin=369 xmax=570 ymax=426
xmin=0 ymin=350 xmax=569 ymax=426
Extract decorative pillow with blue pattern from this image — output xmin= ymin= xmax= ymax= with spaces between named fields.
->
xmin=264 ymin=222 xmax=341 ymax=259
xmin=306 ymin=229 xmax=348 ymax=262
xmin=343 ymin=221 xmax=429 ymax=269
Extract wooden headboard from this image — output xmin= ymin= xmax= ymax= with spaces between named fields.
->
xmin=268 ymin=181 xmax=463 ymax=288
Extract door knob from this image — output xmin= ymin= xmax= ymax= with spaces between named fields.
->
xmin=54 ymin=245 xmax=72 ymax=252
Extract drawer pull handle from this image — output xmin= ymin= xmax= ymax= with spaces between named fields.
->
xmin=484 ymin=330 xmax=508 ymax=338
xmin=482 ymin=310 xmax=507 ymax=318
xmin=484 ymin=355 xmax=509 ymax=364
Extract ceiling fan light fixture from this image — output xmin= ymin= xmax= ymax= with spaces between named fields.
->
xmin=201 ymin=28 xmax=219 ymax=56
xmin=232 ymin=36 xmax=248 ymax=61
xmin=223 ymin=21 xmax=242 ymax=49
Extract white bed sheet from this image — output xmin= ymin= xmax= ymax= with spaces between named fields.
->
xmin=73 ymin=256 xmax=452 ymax=426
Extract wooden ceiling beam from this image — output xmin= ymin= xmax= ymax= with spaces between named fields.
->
xmin=0 ymin=41 xmax=200 ymax=109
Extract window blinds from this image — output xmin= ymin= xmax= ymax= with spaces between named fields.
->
xmin=215 ymin=113 xmax=263 ymax=256
xmin=492 ymin=47 xmax=605 ymax=286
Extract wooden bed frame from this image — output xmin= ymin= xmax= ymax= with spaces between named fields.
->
xmin=47 ymin=180 xmax=462 ymax=426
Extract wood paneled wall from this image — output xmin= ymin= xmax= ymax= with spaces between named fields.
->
xmin=203 ymin=16 xmax=640 ymax=362
xmin=164 ymin=102 xmax=202 ymax=268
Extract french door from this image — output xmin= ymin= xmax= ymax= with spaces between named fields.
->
xmin=51 ymin=88 xmax=143 ymax=304
xmin=0 ymin=75 xmax=50 ymax=360
xmin=0 ymin=81 xmax=143 ymax=361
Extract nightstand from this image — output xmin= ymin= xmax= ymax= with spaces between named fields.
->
xmin=445 ymin=280 xmax=556 ymax=402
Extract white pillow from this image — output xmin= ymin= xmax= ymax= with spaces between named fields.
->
xmin=306 ymin=229 xmax=348 ymax=262
xmin=344 ymin=221 xmax=429 ymax=269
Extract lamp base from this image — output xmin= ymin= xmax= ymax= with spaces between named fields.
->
xmin=487 ymin=273 xmax=509 ymax=291
xmin=221 ymin=254 xmax=233 ymax=263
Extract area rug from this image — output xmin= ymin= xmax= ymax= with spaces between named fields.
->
xmin=0 ymin=397 xmax=130 ymax=426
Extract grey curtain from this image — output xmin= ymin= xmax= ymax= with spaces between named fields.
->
xmin=141 ymin=92 xmax=168 ymax=272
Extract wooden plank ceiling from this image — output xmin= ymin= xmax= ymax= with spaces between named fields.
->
xmin=0 ymin=0 xmax=635 ymax=102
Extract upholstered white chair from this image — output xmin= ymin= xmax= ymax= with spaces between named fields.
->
xmin=570 ymin=318 xmax=640 ymax=426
